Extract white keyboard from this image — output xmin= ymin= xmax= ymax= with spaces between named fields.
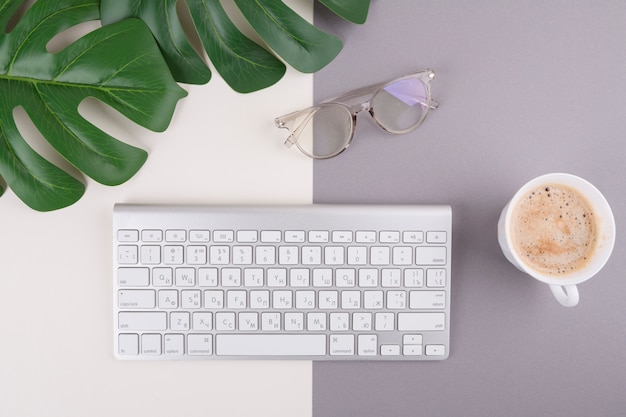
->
xmin=113 ymin=204 xmax=452 ymax=360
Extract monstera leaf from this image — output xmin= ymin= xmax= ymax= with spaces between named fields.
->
xmin=100 ymin=0 xmax=371 ymax=91
xmin=0 ymin=0 xmax=186 ymax=211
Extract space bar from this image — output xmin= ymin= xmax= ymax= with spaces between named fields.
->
xmin=216 ymin=334 xmax=326 ymax=356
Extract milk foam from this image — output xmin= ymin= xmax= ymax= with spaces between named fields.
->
xmin=510 ymin=183 xmax=598 ymax=276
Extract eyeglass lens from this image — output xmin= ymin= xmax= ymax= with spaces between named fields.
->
xmin=299 ymin=104 xmax=353 ymax=158
xmin=297 ymin=76 xmax=429 ymax=158
xmin=371 ymin=77 xmax=428 ymax=132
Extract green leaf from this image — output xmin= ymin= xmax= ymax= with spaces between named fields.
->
xmin=234 ymin=0 xmax=342 ymax=73
xmin=319 ymin=0 xmax=370 ymax=24
xmin=186 ymin=0 xmax=286 ymax=93
xmin=0 ymin=0 xmax=187 ymax=211
xmin=101 ymin=0 xmax=368 ymax=88
xmin=100 ymin=0 xmax=212 ymax=85
xmin=101 ymin=0 xmax=287 ymax=91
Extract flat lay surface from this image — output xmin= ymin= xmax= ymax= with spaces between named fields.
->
xmin=1 ymin=1 xmax=626 ymax=416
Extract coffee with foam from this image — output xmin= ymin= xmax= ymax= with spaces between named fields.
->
xmin=510 ymin=183 xmax=598 ymax=276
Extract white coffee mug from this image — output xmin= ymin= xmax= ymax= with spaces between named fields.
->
xmin=497 ymin=173 xmax=615 ymax=307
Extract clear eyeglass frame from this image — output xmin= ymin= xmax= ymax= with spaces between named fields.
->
xmin=274 ymin=69 xmax=439 ymax=159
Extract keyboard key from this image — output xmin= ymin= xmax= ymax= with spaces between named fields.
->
xmin=347 ymin=246 xmax=367 ymax=265
xmin=426 ymin=231 xmax=447 ymax=244
xmin=141 ymin=334 xmax=162 ymax=355
xmin=279 ymin=246 xmax=299 ymax=265
xmin=392 ymin=246 xmax=413 ymax=265
xmin=141 ymin=229 xmax=162 ymax=242
xmin=214 ymin=230 xmax=234 ymax=243
xmin=163 ymin=246 xmax=183 ymax=264
xmin=358 ymin=334 xmax=377 ymax=356
xmin=402 ymin=345 xmax=422 ymax=356
xmin=141 ymin=245 xmax=161 ymax=264
xmin=425 ymin=344 xmax=446 ymax=356
xmin=158 ymin=290 xmax=178 ymax=309
xmin=118 ymin=230 xmax=139 ymax=242
xmin=118 ymin=245 xmax=138 ymax=264
xmin=380 ymin=344 xmax=400 ymax=356
xmin=397 ymin=312 xmax=445 ymax=331
xmin=302 ymin=246 xmax=322 ymax=265
xmin=118 ymin=290 xmax=155 ymax=309
xmin=260 ymin=230 xmax=281 ymax=243
xmin=153 ymin=268 xmax=173 ymax=286
xmin=415 ymin=247 xmax=446 ymax=265
xmin=164 ymin=334 xmax=184 ymax=355
xmin=380 ymin=231 xmax=400 ymax=243
xmin=426 ymin=269 xmax=447 ymax=287
xmin=402 ymin=231 xmax=424 ymax=243
xmin=165 ymin=230 xmax=186 ymax=242
xmin=324 ymin=246 xmax=344 ymax=265
xmin=404 ymin=269 xmax=424 ymax=287
xmin=187 ymin=246 xmax=207 ymax=265
xmin=192 ymin=312 xmax=213 ymax=331
xmin=216 ymin=334 xmax=326 ymax=356
xmin=118 ymin=312 xmax=167 ymax=331
xmin=118 ymin=334 xmax=139 ymax=355
xmin=330 ymin=334 xmax=354 ymax=355
xmin=284 ymin=231 xmax=305 ymax=243
xmin=210 ymin=246 xmax=230 ymax=264
xmin=375 ymin=312 xmax=395 ymax=331
xmin=353 ymin=313 xmax=372 ymax=331
xmin=189 ymin=230 xmax=210 ymax=242
xmin=118 ymin=268 xmax=149 ymax=286
xmin=410 ymin=290 xmax=446 ymax=309
xmin=332 ymin=231 xmax=352 ymax=243
xmin=371 ymin=247 xmax=390 ymax=265
xmin=237 ymin=230 xmax=258 ymax=243
xmin=355 ymin=231 xmax=376 ymax=243
xmin=309 ymin=231 xmax=329 ymax=243
xmin=188 ymin=334 xmax=213 ymax=355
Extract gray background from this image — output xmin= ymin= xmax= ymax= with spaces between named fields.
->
xmin=312 ymin=1 xmax=626 ymax=416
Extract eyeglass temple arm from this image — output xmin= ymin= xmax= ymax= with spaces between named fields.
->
xmin=275 ymin=107 xmax=317 ymax=148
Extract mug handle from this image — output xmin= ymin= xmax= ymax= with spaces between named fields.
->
xmin=549 ymin=284 xmax=579 ymax=307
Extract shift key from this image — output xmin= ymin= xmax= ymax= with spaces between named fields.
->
xmin=398 ymin=312 xmax=445 ymax=331
xmin=118 ymin=312 xmax=167 ymax=331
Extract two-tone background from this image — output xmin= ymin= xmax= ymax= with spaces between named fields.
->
xmin=2 ymin=1 xmax=625 ymax=416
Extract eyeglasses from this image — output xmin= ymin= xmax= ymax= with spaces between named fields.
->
xmin=275 ymin=69 xmax=439 ymax=159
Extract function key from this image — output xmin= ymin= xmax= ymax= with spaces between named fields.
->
xmin=380 ymin=231 xmax=400 ymax=243
xmin=355 ymin=231 xmax=376 ymax=243
xmin=237 ymin=230 xmax=258 ymax=243
xmin=141 ymin=229 xmax=163 ymax=242
xmin=261 ymin=230 xmax=281 ymax=243
xmin=285 ymin=231 xmax=305 ymax=243
xmin=308 ymin=230 xmax=329 ymax=243
xmin=189 ymin=230 xmax=210 ymax=242
xmin=332 ymin=231 xmax=353 ymax=243
xmin=402 ymin=231 xmax=424 ymax=244
xmin=165 ymin=230 xmax=186 ymax=242
xmin=426 ymin=231 xmax=447 ymax=244
xmin=214 ymin=230 xmax=234 ymax=243
xmin=118 ymin=229 xmax=139 ymax=242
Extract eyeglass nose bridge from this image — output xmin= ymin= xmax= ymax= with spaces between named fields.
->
xmin=346 ymin=100 xmax=372 ymax=118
